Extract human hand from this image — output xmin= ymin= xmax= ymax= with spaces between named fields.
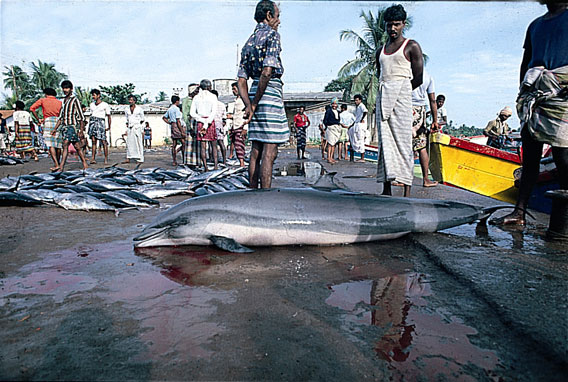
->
xmin=242 ymin=104 xmax=256 ymax=127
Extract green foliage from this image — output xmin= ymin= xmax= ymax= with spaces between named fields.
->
xmin=155 ymin=91 xmax=168 ymax=102
xmin=99 ymin=83 xmax=146 ymax=105
xmin=324 ymin=75 xmax=355 ymax=100
xmin=445 ymin=120 xmax=484 ymax=137
xmin=163 ymin=136 xmax=172 ymax=146
xmin=75 ymin=86 xmax=92 ymax=108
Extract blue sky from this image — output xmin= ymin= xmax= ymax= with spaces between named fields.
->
xmin=0 ymin=0 xmax=544 ymax=128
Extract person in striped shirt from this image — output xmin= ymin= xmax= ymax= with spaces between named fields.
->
xmin=52 ymin=80 xmax=88 ymax=172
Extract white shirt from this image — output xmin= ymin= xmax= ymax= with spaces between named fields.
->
xmin=13 ymin=110 xmax=32 ymax=125
xmin=90 ymin=101 xmax=111 ymax=119
xmin=354 ymin=103 xmax=368 ymax=123
xmin=125 ymin=105 xmax=145 ymax=130
xmin=437 ymin=106 xmax=447 ymax=124
xmin=340 ymin=111 xmax=355 ymax=127
xmin=189 ymin=89 xmax=217 ymax=126
xmin=412 ymin=70 xmax=435 ymax=106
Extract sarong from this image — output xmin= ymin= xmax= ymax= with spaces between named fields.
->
xmin=171 ymin=122 xmax=186 ymax=140
xmin=517 ymin=65 xmax=568 ymax=148
xmin=60 ymin=125 xmax=80 ymax=143
xmin=0 ymin=133 xmax=6 ymax=150
xmin=126 ymin=126 xmax=144 ymax=162
xmin=88 ymin=116 xmax=107 ymax=143
xmin=296 ymin=126 xmax=307 ymax=149
xmin=185 ymin=119 xmax=199 ymax=166
xmin=376 ymin=79 xmax=414 ymax=186
xmin=215 ymin=121 xmax=225 ymax=141
xmin=196 ymin=121 xmax=216 ymax=142
xmin=248 ymin=78 xmax=289 ymax=144
xmin=43 ymin=117 xmax=62 ymax=149
xmin=339 ymin=127 xmax=348 ymax=143
xmin=16 ymin=125 xmax=34 ymax=153
xmin=412 ymin=105 xmax=427 ymax=152
xmin=348 ymin=121 xmax=367 ymax=154
xmin=325 ymin=124 xmax=342 ymax=146
xmin=231 ymin=128 xmax=246 ymax=160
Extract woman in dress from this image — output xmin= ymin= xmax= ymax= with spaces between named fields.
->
xmin=13 ymin=101 xmax=38 ymax=161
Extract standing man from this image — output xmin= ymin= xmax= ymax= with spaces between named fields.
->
xmin=348 ymin=94 xmax=368 ymax=162
xmin=123 ymin=95 xmax=145 ymax=164
xmin=182 ymin=84 xmax=200 ymax=166
xmin=375 ymin=4 xmax=423 ymax=197
xmin=143 ymin=122 xmax=152 ymax=149
xmin=190 ymin=79 xmax=218 ymax=171
xmin=483 ymin=107 xmax=512 ymax=149
xmin=87 ymin=89 xmax=112 ymax=165
xmin=30 ymin=87 xmax=62 ymax=170
xmin=411 ymin=69 xmax=438 ymax=187
xmin=436 ymin=95 xmax=447 ymax=131
xmin=230 ymin=81 xmax=247 ymax=167
xmin=52 ymin=80 xmax=88 ymax=171
xmin=492 ymin=1 xmax=568 ymax=226
xmin=211 ymin=89 xmax=228 ymax=165
xmin=339 ymin=104 xmax=355 ymax=160
xmin=0 ymin=112 xmax=6 ymax=155
xmin=294 ymin=106 xmax=310 ymax=159
xmin=324 ymin=99 xmax=342 ymax=164
xmin=237 ymin=0 xmax=289 ymax=188
xmin=163 ymin=95 xmax=185 ymax=166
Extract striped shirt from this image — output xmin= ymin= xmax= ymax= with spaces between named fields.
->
xmin=58 ymin=95 xmax=85 ymax=126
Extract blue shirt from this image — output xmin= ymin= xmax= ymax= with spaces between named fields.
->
xmin=237 ymin=22 xmax=283 ymax=79
xmin=524 ymin=9 xmax=568 ymax=70
xmin=163 ymin=104 xmax=182 ymax=123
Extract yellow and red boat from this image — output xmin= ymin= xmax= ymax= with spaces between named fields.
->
xmin=429 ymin=132 xmax=522 ymax=204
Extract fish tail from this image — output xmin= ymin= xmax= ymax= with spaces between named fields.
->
xmin=479 ymin=206 xmax=536 ymax=222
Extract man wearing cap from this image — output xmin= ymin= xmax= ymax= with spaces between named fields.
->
xmin=483 ymin=107 xmax=512 ymax=149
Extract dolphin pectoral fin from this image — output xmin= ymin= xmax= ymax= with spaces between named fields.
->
xmin=209 ymin=236 xmax=254 ymax=253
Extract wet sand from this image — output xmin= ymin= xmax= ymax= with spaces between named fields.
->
xmin=1 ymin=146 xmax=566 ymax=381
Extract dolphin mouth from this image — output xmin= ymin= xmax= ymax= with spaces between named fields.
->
xmin=133 ymin=226 xmax=168 ymax=247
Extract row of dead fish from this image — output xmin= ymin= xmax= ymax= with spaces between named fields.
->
xmin=0 ymin=156 xmax=26 ymax=166
xmin=0 ymin=164 xmax=249 ymax=211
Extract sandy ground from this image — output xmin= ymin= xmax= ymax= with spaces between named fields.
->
xmin=0 ymin=145 xmax=566 ymax=381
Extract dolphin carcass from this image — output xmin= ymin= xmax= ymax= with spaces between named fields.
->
xmin=133 ymin=188 xmax=499 ymax=252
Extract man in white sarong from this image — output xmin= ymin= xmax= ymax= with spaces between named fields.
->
xmin=348 ymin=94 xmax=368 ymax=162
xmin=375 ymin=4 xmax=423 ymax=197
xmin=124 ymin=95 xmax=145 ymax=163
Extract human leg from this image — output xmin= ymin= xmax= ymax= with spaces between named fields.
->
xmin=58 ymin=141 xmax=70 ymax=171
xmin=90 ymin=137 xmax=98 ymax=163
xmin=48 ymin=146 xmax=59 ymax=170
xmin=211 ymin=141 xmax=218 ymax=170
xmin=259 ymin=143 xmax=277 ymax=189
xmin=75 ymin=141 xmax=89 ymax=170
xmin=171 ymin=140 xmax=178 ymax=165
xmin=418 ymin=148 xmax=437 ymax=187
xmin=180 ymin=139 xmax=186 ymax=164
xmin=552 ymin=147 xmax=568 ymax=189
xmin=382 ymin=181 xmax=392 ymax=196
xmin=248 ymin=141 xmax=263 ymax=188
xmin=218 ymin=139 xmax=226 ymax=164
xmin=200 ymin=141 xmax=208 ymax=171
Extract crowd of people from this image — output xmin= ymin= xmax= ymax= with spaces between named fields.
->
xmin=2 ymin=0 xmax=566 ymax=228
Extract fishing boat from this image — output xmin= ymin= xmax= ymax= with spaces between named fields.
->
xmin=429 ymin=132 xmax=558 ymax=213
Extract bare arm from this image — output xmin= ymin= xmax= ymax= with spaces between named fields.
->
xmin=407 ymin=40 xmax=424 ymax=90
xmin=428 ymin=92 xmax=438 ymax=131
xmin=242 ymin=66 xmax=273 ymax=126
xmin=375 ymin=47 xmax=382 ymax=80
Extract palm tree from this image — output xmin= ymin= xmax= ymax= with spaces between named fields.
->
xmin=30 ymin=60 xmax=67 ymax=93
xmin=75 ymin=86 xmax=92 ymax=108
xmin=2 ymin=64 xmax=32 ymax=99
xmin=338 ymin=8 xmax=421 ymax=129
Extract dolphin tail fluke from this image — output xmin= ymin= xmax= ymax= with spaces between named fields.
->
xmin=479 ymin=206 xmax=536 ymax=222
xmin=209 ymin=235 xmax=254 ymax=253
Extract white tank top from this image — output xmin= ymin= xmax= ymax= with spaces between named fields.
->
xmin=379 ymin=38 xmax=412 ymax=81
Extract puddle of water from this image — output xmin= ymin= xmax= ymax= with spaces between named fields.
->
xmin=0 ymin=241 xmax=236 ymax=360
xmin=325 ymin=273 xmax=501 ymax=381
xmin=274 ymin=161 xmax=322 ymax=183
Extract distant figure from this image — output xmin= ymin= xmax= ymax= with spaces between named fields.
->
xmin=229 ymin=82 xmax=247 ymax=167
xmin=143 ymin=122 xmax=152 ymax=148
xmin=411 ymin=69 xmax=438 ymax=187
xmin=324 ymin=98 xmax=341 ymax=164
xmin=88 ymin=89 xmax=112 ymax=164
xmin=348 ymin=94 xmax=368 ymax=162
xmin=52 ymin=80 xmax=88 ymax=171
xmin=491 ymin=1 xmax=568 ymax=226
xmin=190 ymin=79 xmax=218 ymax=171
xmin=211 ymin=89 xmax=227 ymax=165
xmin=163 ymin=95 xmax=185 ymax=166
xmin=294 ymin=105 xmax=310 ymax=159
xmin=182 ymin=83 xmax=200 ymax=166
xmin=0 ymin=112 xmax=6 ymax=154
xmin=237 ymin=0 xmax=289 ymax=188
xmin=484 ymin=107 xmax=512 ymax=149
xmin=436 ymin=94 xmax=447 ymax=131
xmin=339 ymin=104 xmax=355 ymax=161
xmin=14 ymin=101 xmax=39 ymax=161
xmin=123 ymin=94 xmax=145 ymax=164
xmin=376 ymin=4 xmax=424 ymax=197
xmin=319 ymin=107 xmax=329 ymax=159
xmin=30 ymin=87 xmax=62 ymax=170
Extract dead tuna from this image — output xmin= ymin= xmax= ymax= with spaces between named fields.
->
xmin=133 ymin=188 xmax=497 ymax=252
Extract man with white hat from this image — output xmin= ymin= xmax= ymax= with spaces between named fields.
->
xmin=483 ymin=106 xmax=512 ymax=149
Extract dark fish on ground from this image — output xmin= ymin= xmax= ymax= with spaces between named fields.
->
xmin=0 ymin=191 xmax=43 ymax=206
